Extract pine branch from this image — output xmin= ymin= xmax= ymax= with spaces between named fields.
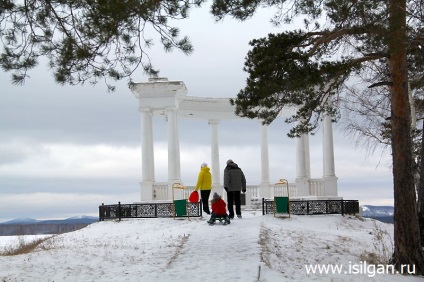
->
xmin=368 ymin=81 xmax=393 ymax=88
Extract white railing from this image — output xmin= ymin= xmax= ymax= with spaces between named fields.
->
xmin=152 ymin=178 xmax=326 ymax=202
xmin=309 ymin=178 xmax=325 ymax=196
xmin=246 ymin=185 xmax=260 ymax=198
xmin=271 ymin=183 xmax=297 ymax=198
xmin=288 ymin=183 xmax=297 ymax=197
xmin=153 ymin=183 xmax=168 ymax=200
xmin=153 ymin=183 xmax=194 ymax=201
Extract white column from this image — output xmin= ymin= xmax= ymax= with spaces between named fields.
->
xmin=323 ymin=113 xmax=338 ymax=196
xmin=260 ymin=122 xmax=271 ymax=199
xmin=166 ymin=107 xmax=181 ymax=198
xmin=323 ymin=114 xmax=335 ymax=177
xmin=140 ymin=108 xmax=154 ymax=201
xmin=209 ymin=120 xmax=221 ymax=195
xmin=296 ymin=131 xmax=311 ymax=197
xmin=305 ymin=134 xmax=311 ymax=179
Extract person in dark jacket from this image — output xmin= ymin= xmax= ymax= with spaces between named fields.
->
xmin=223 ymin=159 xmax=246 ymax=219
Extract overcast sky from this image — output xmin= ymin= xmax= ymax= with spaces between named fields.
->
xmin=0 ymin=3 xmax=394 ymax=222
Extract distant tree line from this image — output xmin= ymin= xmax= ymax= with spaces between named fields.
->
xmin=365 ymin=216 xmax=394 ymax=224
xmin=0 ymin=223 xmax=90 ymax=236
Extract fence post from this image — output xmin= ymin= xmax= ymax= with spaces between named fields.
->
xmin=307 ymin=201 xmax=310 ymax=214
xmin=98 ymin=203 xmax=103 ymax=221
xmin=118 ymin=201 xmax=121 ymax=221
xmin=341 ymin=200 xmax=344 ymax=216
xmin=262 ymin=198 xmax=265 ymax=215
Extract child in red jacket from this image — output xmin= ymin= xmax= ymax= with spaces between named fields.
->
xmin=207 ymin=192 xmax=230 ymax=225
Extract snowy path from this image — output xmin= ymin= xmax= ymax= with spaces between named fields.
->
xmin=1 ymin=212 xmax=424 ymax=281
xmin=146 ymin=211 xmax=263 ymax=281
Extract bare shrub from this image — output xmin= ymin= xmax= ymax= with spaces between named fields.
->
xmin=1 ymin=236 xmax=54 ymax=256
xmin=360 ymin=221 xmax=393 ymax=264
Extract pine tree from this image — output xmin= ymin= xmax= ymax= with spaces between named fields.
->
xmin=0 ymin=0 xmax=205 ymax=91
xmin=211 ymin=0 xmax=424 ymax=274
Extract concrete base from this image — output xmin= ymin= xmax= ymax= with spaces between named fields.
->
xmin=324 ymin=176 xmax=338 ymax=196
xmin=260 ymin=183 xmax=271 ymax=199
xmin=295 ymin=177 xmax=310 ymax=197
xmin=140 ymin=181 xmax=153 ymax=201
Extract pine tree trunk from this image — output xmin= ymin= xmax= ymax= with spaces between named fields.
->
xmin=419 ymin=120 xmax=424 ymax=246
xmin=388 ymin=0 xmax=424 ymax=274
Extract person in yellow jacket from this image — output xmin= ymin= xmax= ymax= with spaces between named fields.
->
xmin=195 ymin=162 xmax=212 ymax=215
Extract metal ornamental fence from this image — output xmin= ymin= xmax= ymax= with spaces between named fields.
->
xmin=262 ymin=199 xmax=360 ymax=216
xmin=99 ymin=199 xmax=359 ymax=221
xmin=99 ymin=201 xmax=203 ymax=221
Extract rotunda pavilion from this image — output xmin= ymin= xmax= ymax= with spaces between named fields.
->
xmin=130 ymin=77 xmax=339 ymax=204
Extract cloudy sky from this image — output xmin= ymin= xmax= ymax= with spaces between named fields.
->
xmin=0 ymin=3 xmax=394 ymax=222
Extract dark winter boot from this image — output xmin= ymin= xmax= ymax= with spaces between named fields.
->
xmin=226 ymin=216 xmax=231 ymax=224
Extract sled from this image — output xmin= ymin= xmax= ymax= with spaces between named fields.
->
xmin=274 ymin=179 xmax=290 ymax=218
xmin=172 ymin=183 xmax=190 ymax=220
xmin=207 ymin=215 xmax=230 ymax=225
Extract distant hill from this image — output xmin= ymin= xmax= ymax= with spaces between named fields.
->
xmin=0 ymin=216 xmax=98 ymax=236
xmin=0 ymin=215 xmax=98 ymax=225
xmin=1 ymin=218 xmax=41 ymax=225
xmin=362 ymin=205 xmax=394 ymax=224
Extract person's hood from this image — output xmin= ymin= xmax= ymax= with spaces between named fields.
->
xmin=227 ymin=162 xmax=239 ymax=169
xmin=201 ymin=166 xmax=210 ymax=172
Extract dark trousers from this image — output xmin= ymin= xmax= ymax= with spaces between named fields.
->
xmin=200 ymin=190 xmax=211 ymax=213
xmin=227 ymin=191 xmax=241 ymax=217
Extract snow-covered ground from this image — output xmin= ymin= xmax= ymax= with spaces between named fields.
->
xmin=0 ymin=212 xmax=423 ymax=281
